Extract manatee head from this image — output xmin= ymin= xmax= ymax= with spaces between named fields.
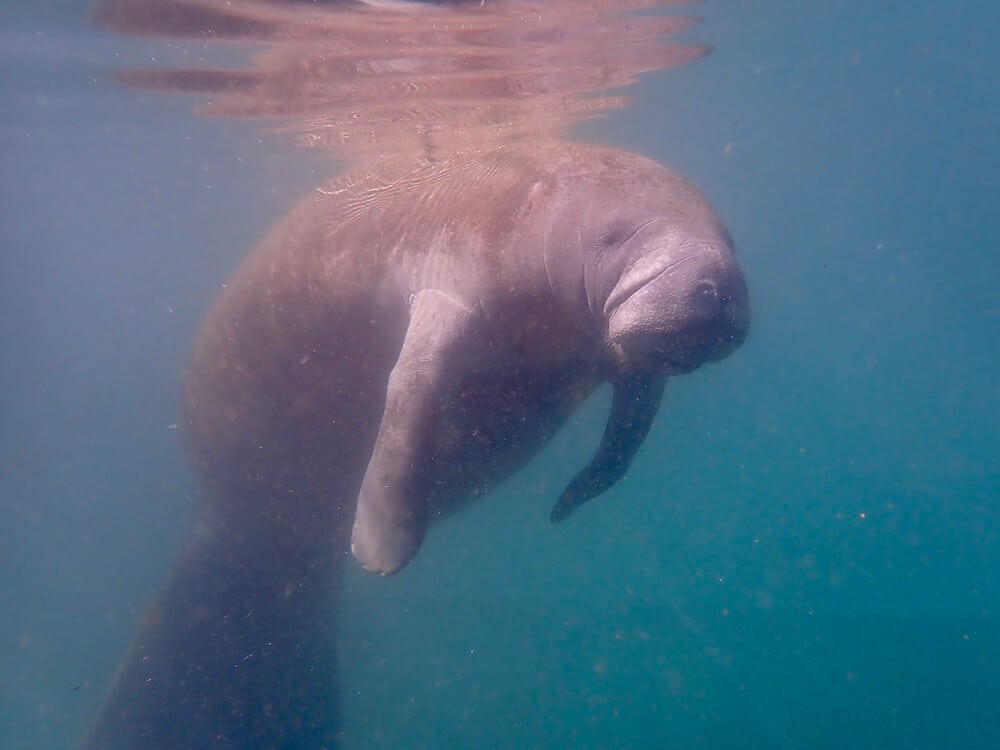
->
xmin=604 ymin=228 xmax=749 ymax=374
xmin=569 ymin=164 xmax=750 ymax=377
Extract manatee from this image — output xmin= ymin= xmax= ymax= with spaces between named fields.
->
xmin=83 ymin=141 xmax=749 ymax=748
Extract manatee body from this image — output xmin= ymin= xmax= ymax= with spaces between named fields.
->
xmin=84 ymin=142 xmax=749 ymax=748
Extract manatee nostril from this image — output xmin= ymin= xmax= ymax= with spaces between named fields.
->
xmin=696 ymin=279 xmax=719 ymax=299
xmin=693 ymin=279 xmax=721 ymax=318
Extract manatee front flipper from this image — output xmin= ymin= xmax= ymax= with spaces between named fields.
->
xmin=351 ymin=289 xmax=477 ymax=575
xmin=550 ymin=372 xmax=666 ymax=522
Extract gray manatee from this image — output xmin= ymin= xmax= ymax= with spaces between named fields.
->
xmin=84 ymin=141 xmax=749 ymax=748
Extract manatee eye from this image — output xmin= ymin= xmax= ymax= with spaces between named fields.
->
xmin=596 ymin=220 xmax=630 ymax=250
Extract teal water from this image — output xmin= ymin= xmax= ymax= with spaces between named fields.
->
xmin=1 ymin=2 xmax=997 ymax=748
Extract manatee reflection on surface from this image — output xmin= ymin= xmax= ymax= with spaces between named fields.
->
xmin=92 ymin=0 xmax=708 ymax=161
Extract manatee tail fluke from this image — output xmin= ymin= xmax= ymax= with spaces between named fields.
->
xmin=83 ymin=529 xmax=342 ymax=749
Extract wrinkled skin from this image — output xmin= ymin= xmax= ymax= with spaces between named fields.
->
xmin=84 ymin=142 xmax=749 ymax=749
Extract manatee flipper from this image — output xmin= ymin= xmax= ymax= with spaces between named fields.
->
xmin=550 ymin=372 xmax=666 ymax=522
xmin=351 ymin=289 xmax=476 ymax=575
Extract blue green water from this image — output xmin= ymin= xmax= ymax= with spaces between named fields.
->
xmin=1 ymin=1 xmax=997 ymax=748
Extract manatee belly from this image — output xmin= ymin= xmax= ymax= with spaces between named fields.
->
xmin=421 ymin=360 xmax=601 ymax=520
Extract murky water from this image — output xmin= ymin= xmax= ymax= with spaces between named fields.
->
xmin=2 ymin=1 xmax=997 ymax=748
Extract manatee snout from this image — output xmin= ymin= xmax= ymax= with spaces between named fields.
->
xmin=691 ymin=262 xmax=750 ymax=361
xmin=608 ymin=243 xmax=750 ymax=373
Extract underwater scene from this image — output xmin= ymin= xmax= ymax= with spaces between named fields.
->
xmin=1 ymin=1 xmax=997 ymax=748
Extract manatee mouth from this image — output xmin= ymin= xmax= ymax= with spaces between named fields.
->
xmin=609 ymin=334 xmax=692 ymax=376
xmin=604 ymin=253 xmax=697 ymax=320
